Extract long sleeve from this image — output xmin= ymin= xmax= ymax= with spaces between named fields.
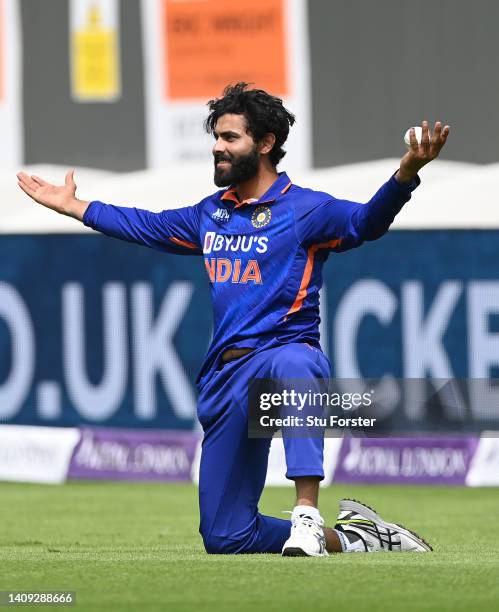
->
xmin=295 ymin=173 xmax=420 ymax=251
xmin=82 ymin=200 xmax=202 ymax=255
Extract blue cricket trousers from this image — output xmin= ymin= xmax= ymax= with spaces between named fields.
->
xmin=196 ymin=341 xmax=330 ymax=554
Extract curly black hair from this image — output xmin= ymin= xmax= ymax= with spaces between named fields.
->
xmin=204 ymin=82 xmax=296 ymax=167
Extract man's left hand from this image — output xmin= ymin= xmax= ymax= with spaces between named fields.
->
xmin=395 ymin=120 xmax=450 ymax=183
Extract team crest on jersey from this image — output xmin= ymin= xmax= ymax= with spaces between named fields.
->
xmin=212 ymin=208 xmax=231 ymax=223
xmin=251 ymin=206 xmax=272 ymax=228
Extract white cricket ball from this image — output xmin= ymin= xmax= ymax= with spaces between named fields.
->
xmin=404 ymin=126 xmax=424 ymax=148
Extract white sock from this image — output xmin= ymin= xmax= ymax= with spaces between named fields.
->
xmin=292 ymin=505 xmax=323 ymax=524
xmin=334 ymin=529 xmax=366 ymax=553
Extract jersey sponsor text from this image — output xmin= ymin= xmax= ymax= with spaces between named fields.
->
xmin=204 ymin=258 xmax=262 ymax=284
xmin=203 ymin=232 xmax=268 ymax=255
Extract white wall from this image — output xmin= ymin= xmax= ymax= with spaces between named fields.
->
xmin=3 ymin=159 xmax=498 ymax=233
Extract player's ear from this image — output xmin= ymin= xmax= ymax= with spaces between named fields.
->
xmin=258 ymin=133 xmax=276 ymax=155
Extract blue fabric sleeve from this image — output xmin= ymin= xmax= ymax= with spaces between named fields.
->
xmin=295 ymin=173 xmax=420 ymax=251
xmin=82 ymin=201 xmax=202 ymax=255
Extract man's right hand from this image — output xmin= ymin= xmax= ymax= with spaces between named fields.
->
xmin=17 ymin=169 xmax=90 ymax=221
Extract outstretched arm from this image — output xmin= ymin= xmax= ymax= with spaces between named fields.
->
xmin=17 ymin=169 xmax=90 ymax=221
xmin=296 ymin=120 xmax=450 ymax=250
xmin=351 ymin=120 xmax=450 ymax=243
xmin=16 ymin=169 xmax=202 ymax=255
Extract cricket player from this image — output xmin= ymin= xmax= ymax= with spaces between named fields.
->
xmin=17 ymin=83 xmax=449 ymax=556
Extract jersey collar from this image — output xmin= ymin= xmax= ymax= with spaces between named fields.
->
xmin=220 ymin=172 xmax=292 ymax=208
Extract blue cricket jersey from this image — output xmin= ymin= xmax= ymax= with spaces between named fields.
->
xmin=83 ymin=171 xmax=419 ymax=387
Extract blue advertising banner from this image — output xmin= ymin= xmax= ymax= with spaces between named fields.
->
xmin=0 ymin=235 xmax=210 ymax=428
xmin=1 ymin=231 xmax=498 ymax=429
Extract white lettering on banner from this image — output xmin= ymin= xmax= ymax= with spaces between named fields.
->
xmin=402 ymin=281 xmax=465 ymax=420
xmin=402 ymin=281 xmax=462 ymax=377
xmin=343 ymin=439 xmax=468 ymax=479
xmin=334 ymin=280 xmax=397 ymax=377
xmin=62 ymin=283 xmax=127 ymax=420
xmin=132 ymin=282 xmax=196 ymax=420
xmin=400 ymin=447 xmax=467 ymax=478
xmin=333 ymin=280 xmax=400 ymax=414
xmin=467 ymin=282 xmax=499 ymax=420
xmin=74 ymin=430 xmax=191 ymax=475
xmin=0 ymin=283 xmax=35 ymax=418
xmin=36 ymin=382 xmax=62 ymax=420
xmin=2 ymin=276 xmax=499 ymax=425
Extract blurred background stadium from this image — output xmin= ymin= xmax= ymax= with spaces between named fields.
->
xmin=1 ymin=0 xmax=499 ymax=490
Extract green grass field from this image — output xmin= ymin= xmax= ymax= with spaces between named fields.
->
xmin=1 ymin=482 xmax=498 ymax=611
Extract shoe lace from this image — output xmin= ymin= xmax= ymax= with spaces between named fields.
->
xmin=282 ymin=511 xmax=324 ymax=535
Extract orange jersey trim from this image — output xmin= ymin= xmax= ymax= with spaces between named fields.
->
xmin=221 ymin=188 xmax=258 ymax=209
xmin=221 ymin=182 xmax=293 ymax=208
xmin=286 ymin=239 xmax=342 ymax=317
xmin=221 ymin=188 xmax=239 ymax=204
xmin=169 ymin=236 xmax=199 ymax=250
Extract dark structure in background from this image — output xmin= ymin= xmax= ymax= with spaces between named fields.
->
xmin=21 ymin=0 xmax=146 ymax=171
xmin=19 ymin=0 xmax=498 ymax=171
xmin=308 ymin=0 xmax=499 ymax=167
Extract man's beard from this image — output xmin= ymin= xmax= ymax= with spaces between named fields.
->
xmin=213 ymin=147 xmax=260 ymax=187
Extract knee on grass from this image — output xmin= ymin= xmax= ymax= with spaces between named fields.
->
xmin=202 ymin=532 xmax=252 ymax=555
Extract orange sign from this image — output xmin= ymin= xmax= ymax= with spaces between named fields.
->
xmin=163 ymin=0 xmax=288 ymax=100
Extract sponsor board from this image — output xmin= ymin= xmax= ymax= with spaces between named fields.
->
xmin=69 ymin=0 xmax=121 ymax=102
xmin=0 ymin=235 xmax=209 ymax=428
xmin=333 ymin=437 xmax=479 ymax=485
xmin=2 ymin=232 xmax=499 ymax=431
xmin=1 ymin=425 xmax=497 ymax=486
xmin=68 ymin=427 xmax=199 ymax=482
xmin=265 ymin=437 xmax=343 ymax=486
xmin=0 ymin=424 xmax=80 ymax=484
xmin=190 ymin=436 xmax=343 ymax=487
xmin=466 ymin=432 xmax=499 ymax=486
xmin=162 ymin=0 xmax=288 ymax=100
xmin=141 ymin=0 xmax=311 ymax=168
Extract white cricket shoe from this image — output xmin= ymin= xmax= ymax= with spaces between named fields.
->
xmin=281 ymin=509 xmax=328 ymax=557
xmin=334 ymin=498 xmax=432 ymax=552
